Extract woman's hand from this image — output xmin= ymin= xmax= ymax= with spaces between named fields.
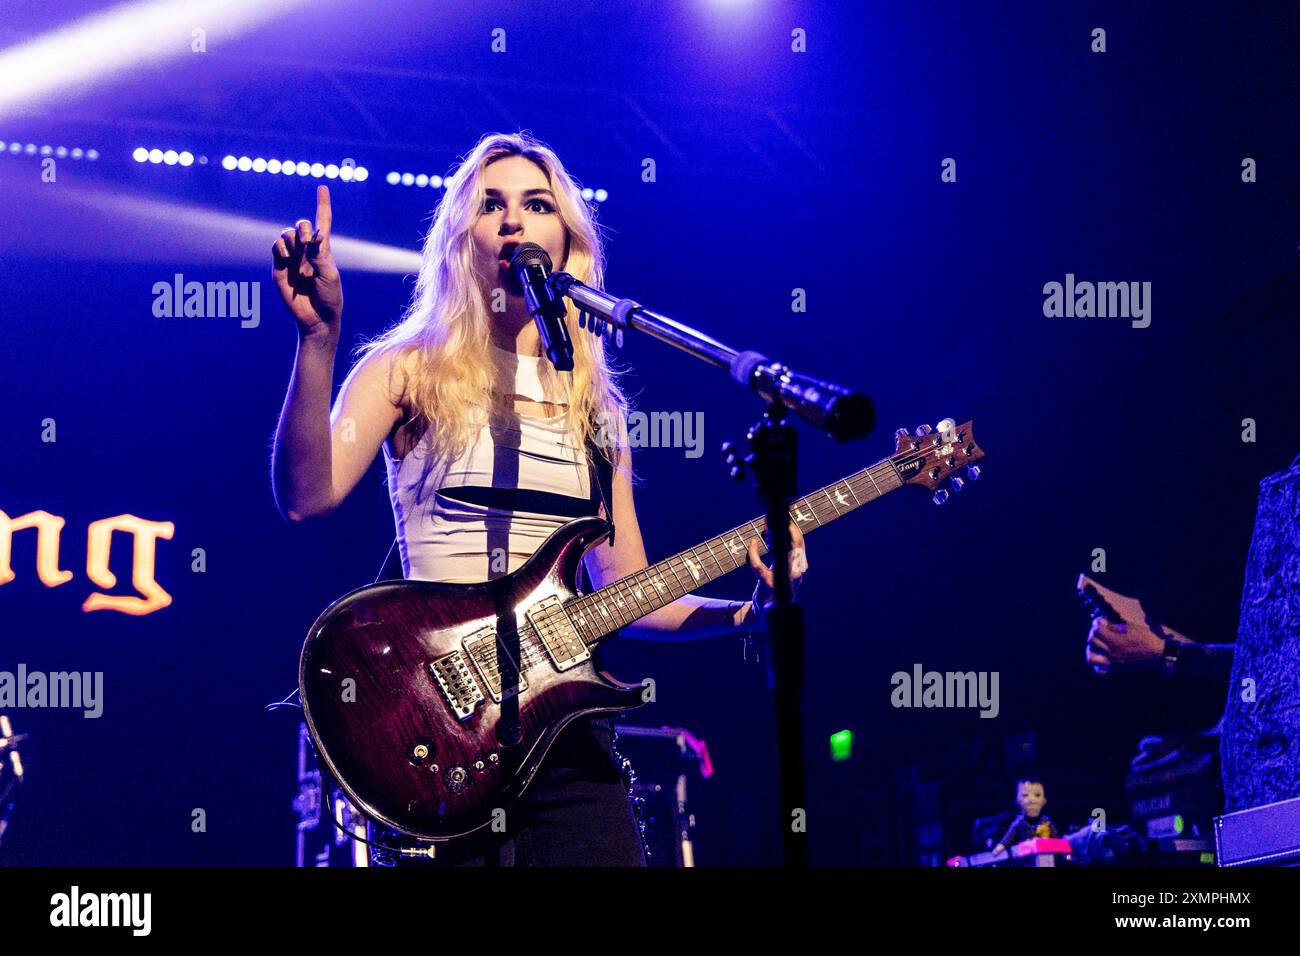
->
xmin=746 ymin=521 xmax=808 ymax=629
xmin=273 ymin=185 xmax=342 ymax=339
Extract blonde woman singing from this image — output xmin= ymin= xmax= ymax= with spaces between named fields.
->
xmin=271 ymin=132 xmax=807 ymax=866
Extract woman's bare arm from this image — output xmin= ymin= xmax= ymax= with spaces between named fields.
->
xmin=272 ymin=343 xmax=406 ymax=521
xmin=582 ymin=434 xmax=770 ymax=641
xmin=269 ymin=186 xmax=405 ymax=521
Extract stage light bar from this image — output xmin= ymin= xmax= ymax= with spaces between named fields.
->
xmin=386 ymin=171 xmax=445 ymax=188
xmin=380 ymin=172 xmax=606 ymax=202
xmin=221 ymin=154 xmax=368 ymax=182
xmin=1 ymin=139 xmax=99 ymax=160
xmin=134 ymin=146 xmax=198 ymax=166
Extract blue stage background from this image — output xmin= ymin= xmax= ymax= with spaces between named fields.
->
xmin=0 ymin=1 xmax=1295 ymax=864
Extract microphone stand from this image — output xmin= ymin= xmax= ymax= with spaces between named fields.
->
xmin=746 ymin=403 xmax=806 ymax=867
xmin=549 ymin=272 xmax=874 ymax=867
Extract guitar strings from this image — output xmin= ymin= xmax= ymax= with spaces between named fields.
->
xmin=565 ymin=457 xmax=909 ymax=634
xmin=481 ymin=455 xmax=917 ymax=666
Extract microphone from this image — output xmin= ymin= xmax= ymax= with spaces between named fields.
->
xmin=508 ymin=242 xmax=573 ymax=372
xmin=728 ymin=351 xmax=875 ymax=442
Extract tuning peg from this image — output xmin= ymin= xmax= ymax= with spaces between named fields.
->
xmin=949 ymin=476 xmax=965 ymax=493
xmin=894 ymin=427 xmax=910 ymax=441
xmin=966 ymin=465 xmax=981 ymax=481
xmin=936 ymin=417 xmax=956 ymax=433
xmin=932 ymin=488 xmax=949 ymax=506
xmin=915 ymin=424 xmax=933 ymax=437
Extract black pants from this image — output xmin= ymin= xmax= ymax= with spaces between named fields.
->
xmin=369 ymin=716 xmax=646 ymax=867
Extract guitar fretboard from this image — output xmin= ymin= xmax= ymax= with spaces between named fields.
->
xmin=565 ymin=457 xmax=905 ymax=644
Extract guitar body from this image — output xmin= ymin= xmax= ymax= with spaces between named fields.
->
xmin=299 ymin=515 xmax=646 ymax=844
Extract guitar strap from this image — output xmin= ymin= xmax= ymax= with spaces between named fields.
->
xmin=585 ymin=432 xmax=616 ymax=548
xmin=375 ymin=533 xmax=404 ymax=583
xmin=580 ymin=432 xmax=616 ymax=598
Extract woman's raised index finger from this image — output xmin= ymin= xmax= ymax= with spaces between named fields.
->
xmin=315 ymin=185 xmax=332 ymax=235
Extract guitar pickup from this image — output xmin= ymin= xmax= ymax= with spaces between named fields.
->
xmin=527 ymin=596 xmax=590 ymax=671
xmin=429 ymin=651 xmax=485 ymax=720
xmin=462 ymin=628 xmax=529 ymax=703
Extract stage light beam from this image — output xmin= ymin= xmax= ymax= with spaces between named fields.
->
xmin=0 ymin=0 xmax=314 ymax=120
xmin=0 ymin=179 xmax=424 ymax=275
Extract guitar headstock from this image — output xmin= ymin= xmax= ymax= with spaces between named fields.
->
xmin=888 ymin=418 xmax=985 ymax=505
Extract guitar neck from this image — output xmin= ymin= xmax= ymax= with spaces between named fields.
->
xmin=566 ymin=455 xmax=907 ymax=645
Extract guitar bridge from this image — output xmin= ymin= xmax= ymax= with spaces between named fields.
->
xmin=429 ymin=651 xmax=485 ymax=720
xmin=462 ymin=627 xmax=529 ymax=703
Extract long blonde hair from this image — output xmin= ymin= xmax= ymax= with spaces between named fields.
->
xmin=359 ymin=131 xmax=630 ymax=474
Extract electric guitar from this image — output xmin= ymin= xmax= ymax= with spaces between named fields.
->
xmin=299 ymin=418 xmax=986 ymax=843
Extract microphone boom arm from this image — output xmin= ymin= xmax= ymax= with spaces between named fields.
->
xmin=548 ymin=271 xmax=874 ymax=442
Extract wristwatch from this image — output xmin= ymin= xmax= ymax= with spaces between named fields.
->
xmin=1161 ymin=637 xmax=1183 ymax=674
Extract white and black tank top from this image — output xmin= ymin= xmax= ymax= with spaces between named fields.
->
xmin=382 ymin=344 xmax=613 ymax=584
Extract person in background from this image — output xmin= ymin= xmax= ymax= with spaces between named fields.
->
xmin=1082 ymin=577 xmax=1233 ymax=683
xmin=990 ymin=778 xmax=1059 ymax=856
xmin=1082 ymin=452 xmax=1300 ymax=815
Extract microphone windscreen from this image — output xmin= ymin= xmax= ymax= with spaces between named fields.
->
xmin=510 ymin=242 xmax=552 ymax=271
